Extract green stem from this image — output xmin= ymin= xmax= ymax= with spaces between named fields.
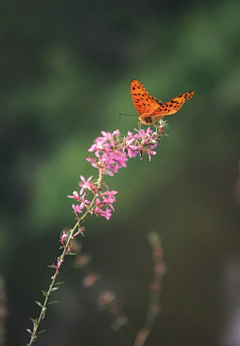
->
xmin=27 ymin=170 xmax=104 ymax=345
xmin=132 ymin=235 xmax=165 ymax=346
xmin=27 ymin=223 xmax=78 ymax=346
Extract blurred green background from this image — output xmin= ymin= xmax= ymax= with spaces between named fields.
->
xmin=1 ymin=0 xmax=240 ymax=345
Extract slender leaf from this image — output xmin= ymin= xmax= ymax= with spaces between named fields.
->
xmin=29 ymin=317 xmax=36 ymax=324
xmin=42 ymin=290 xmax=48 ymax=298
xmin=51 ymin=287 xmax=59 ymax=292
xmin=38 ymin=329 xmax=47 ymax=335
xmin=35 ymin=301 xmax=43 ymax=308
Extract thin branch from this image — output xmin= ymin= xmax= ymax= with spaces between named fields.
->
xmin=133 ymin=232 xmax=166 ymax=346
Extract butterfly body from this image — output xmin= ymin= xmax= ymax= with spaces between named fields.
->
xmin=130 ymin=79 xmax=195 ymax=126
xmin=139 ymin=113 xmax=158 ymax=125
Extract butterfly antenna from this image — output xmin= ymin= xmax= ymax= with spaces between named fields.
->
xmin=118 ymin=113 xmax=138 ymax=116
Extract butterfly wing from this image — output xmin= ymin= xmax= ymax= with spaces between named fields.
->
xmin=131 ymin=79 xmax=162 ymax=116
xmin=150 ymin=91 xmax=195 ymax=118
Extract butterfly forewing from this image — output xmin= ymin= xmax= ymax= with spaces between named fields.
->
xmin=131 ymin=79 xmax=162 ymax=116
xmin=150 ymin=91 xmax=195 ymax=118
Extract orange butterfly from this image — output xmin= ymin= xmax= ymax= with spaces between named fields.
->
xmin=121 ymin=79 xmax=195 ymax=126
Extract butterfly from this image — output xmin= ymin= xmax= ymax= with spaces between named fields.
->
xmin=120 ymin=79 xmax=195 ymax=126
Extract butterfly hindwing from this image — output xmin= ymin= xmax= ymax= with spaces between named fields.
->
xmin=131 ymin=79 xmax=162 ymax=116
xmin=150 ymin=91 xmax=195 ymax=118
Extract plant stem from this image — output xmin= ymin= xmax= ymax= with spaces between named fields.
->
xmin=27 ymin=223 xmax=78 ymax=346
xmin=27 ymin=171 xmax=104 ymax=345
xmin=133 ymin=234 xmax=165 ymax=346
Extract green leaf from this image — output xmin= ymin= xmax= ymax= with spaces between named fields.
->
xmin=67 ymin=252 xmax=76 ymax=255
xmin=47 ymin=265 xmax=55 ymax=269
xmin=48 ymin=301 xmax=59 ymax=305
xmin=50 ymin=287 xmax=59 ymax=292
xmin=35 ymin=301 xmax=43 ymax=308
xmin=26 ymin=329 xmax=33 ymax=335
xmin=42 ymin=290 xmax=48 ymax=298
xmin=55 ymin=281 xmax=64 ymax=286
xmin=32 ymin=336 xmax=37 ymax=342
xmin=29 ymin=317 xmax=36 ymax=324
xmin=37 ymin=329 xmax=47 ymax=335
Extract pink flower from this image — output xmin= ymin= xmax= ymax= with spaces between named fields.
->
xmin=134 ymin=127 xmax=152 ymax=141
xmin=67 ymin=192 xmax=90 ymax=205
xmin=83 ymin=273 xmax=98 ymax=287
xmin=90 ymin=188 xmax=117 ymax=217
xmin=143 ymin=144 xmax=157 ymax=161
xmin=98 ymin=290 xmax=116 ymax=306
xmin=101 ymin=130 xmax=120 ymax=147
xmin=67 ymin=191 xmax=81 ymax=200
xmin=72 ymin=203 xmax=85 ymax=215
xmin=60 ymin=230 xmax=68 ymax=246
xmin=88 ymin=130 xmax=128 ymax=176
xmin=79 ymin=175 xmax=94 ymax=194
xmin=76 ymin=254 xmax=91 ymax=266
xmin=124 ymin=137 xmax=139 ymax=158
xmin=101 ymin=190 xmax=117 ymax=204
xmin=100 ymin=207 xmax=112 ymax=220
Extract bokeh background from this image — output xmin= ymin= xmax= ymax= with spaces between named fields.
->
xmin=1 ymin=0 xmax=240 ymax=345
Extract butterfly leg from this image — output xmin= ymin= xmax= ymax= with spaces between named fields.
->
xmin=138 ymin=122 xmax=142 ymax=130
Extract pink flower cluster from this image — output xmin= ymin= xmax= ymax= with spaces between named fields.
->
xmin=124 ymin=127 xmax=161 ymax=161
xmin=68 ymin=121 xmax=166 ymax=221
xmin=68 ymin=175 xmax=117 ymax=220
xmin=87 ymin=130 xmax=128 ymax=176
